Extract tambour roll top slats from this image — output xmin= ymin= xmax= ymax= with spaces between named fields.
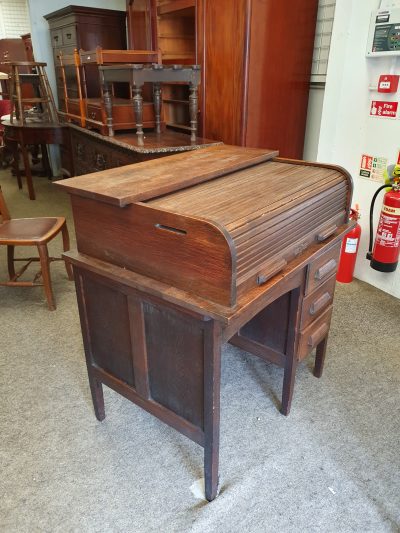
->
xmin=56 ymin=146 xmax=353 ymax=307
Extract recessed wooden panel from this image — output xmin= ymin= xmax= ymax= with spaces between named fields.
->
xmin=82 ymin=274 xmax=135 ymax=386
xmin=143 ymin=301 xmax=205 ymax=428
xmin=201 ymin=0 xmax=248 ymax=145
xmin=245 ymin=0 xmax=318 ymax=157
xmin=239 ymin=292 xmax=290 ymax=353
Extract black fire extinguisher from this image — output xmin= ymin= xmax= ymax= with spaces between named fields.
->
xmin=367 ymin=180 xmax=400 ymax=272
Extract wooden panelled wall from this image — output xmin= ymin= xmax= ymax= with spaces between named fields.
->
xmin=127 ymin=0 xmax=318 ymax=158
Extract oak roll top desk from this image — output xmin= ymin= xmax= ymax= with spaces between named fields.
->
xmin=57 ymin=145 xmax=354 ymax=501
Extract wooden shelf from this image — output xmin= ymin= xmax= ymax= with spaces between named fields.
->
xmin=157 ymin=0 xmax=195 ymax=16
xmin=163 ymin=98 xmax=189 ymax=104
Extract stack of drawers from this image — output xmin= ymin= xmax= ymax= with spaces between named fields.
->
xmin=298 ymin=241 xmax=341 ymax=361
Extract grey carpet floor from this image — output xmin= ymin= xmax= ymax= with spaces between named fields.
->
xmin=1 ymin=171 xmax=399 ymax=533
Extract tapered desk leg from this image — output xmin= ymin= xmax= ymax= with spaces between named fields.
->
xmin=133 ymin=85 xmax=144 ymax=147
xmin=281 ymin=288 xmax=301 ymax=416
xmin=204 ymin=320 xmax=222 ymax=501
xmin=89 ymin=376 xmax=105 ymax=421
xmin=153 ymin=82 xmax=162 ymax=134
xmin=189 ymin=83 xmax=198 ymax=143
xmin=314 ymin=336 xmax=328 ymax=378
xmin=19 ymin=134 xmax=35 ymax=200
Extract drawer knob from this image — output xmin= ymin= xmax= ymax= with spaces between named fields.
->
xmin=309 ymin=292 xmax=332 ymax=316
xmin=314 ymin=258 xmax=337 ymax=281
xmin=257 ymin=258 xmax=287 ymax=285
xmin=317 ymin=224 xmax=338 ymax=242
xmin=308 ymin=323 xmax=329 ymax=348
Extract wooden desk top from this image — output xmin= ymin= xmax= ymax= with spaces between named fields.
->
xmin=68 ymin=123 xmax=221 ymax=155
xmin=56 ymin=144 xmax=278 ymax=206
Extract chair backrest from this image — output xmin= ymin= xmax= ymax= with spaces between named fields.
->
xmin=0 ymin=186 xmax=11 ymax=222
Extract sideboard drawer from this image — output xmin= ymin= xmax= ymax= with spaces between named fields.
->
xmin=306 ymin=242 xmax=340 ymax=295
xmin=300 ymin=274 xmax=336 ymax=329
xmin=297 ymin=306 xmax=333 ymax=362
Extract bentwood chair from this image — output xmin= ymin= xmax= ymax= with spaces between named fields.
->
xmin=0 ymin=186 xmax=73 ymax=310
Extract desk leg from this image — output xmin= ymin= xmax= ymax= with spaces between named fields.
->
xmin=20 ymin=141 xmax=35 ymax=200
xmin=313 ymin=336 xmax=328 ymax=378
xmin=133 ymin=85 xmax=144 ymax=147
xmin=281 ymin=288 xmax=301 ymax=416
xmin=204 ymin=320 xmax=222 ymax=501
xmin=153 ymin=82 xmax=162 ymax=134
xmin=10 ymin=141 xmax=23 ymax=189
xmin=189 ymin=83 xmax=198 ymax=143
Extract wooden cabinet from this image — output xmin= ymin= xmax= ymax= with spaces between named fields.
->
xmin=127 ymin=0 xmax=318 ymax=158
xmin=44 ymin=6 xmax=127 ymax=110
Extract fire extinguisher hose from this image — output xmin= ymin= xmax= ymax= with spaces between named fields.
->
xmin=367 ymin=184 xmax=393 ymax=259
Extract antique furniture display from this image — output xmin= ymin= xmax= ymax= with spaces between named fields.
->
xmin=0 ymin=185 xmax=73 ymax=310
xmin=44 ymin=5 xmax=127 ymax=113
xmin=7 ymin=62 xmax=58 ymax=125
xmin=127 ymin=0 xmax=318 ymax=157
xmin=3 ymin=121 xmax=69 ymax=200
xmin=61 ymin=123 xmax=220 ymax=177
xmin=78 ymin=48 xmax=163 ymax=135
xmin=99 ymin=63 xmax=200 ymax=144
xmin=0 ymin=37 xmax=34 ymax=99
xmin=3 ymin=61 xmax=64 ymax=200
xmin=57 ymin=145 xmax=354 ymax=501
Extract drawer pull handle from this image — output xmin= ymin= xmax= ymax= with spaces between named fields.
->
xmin=90 ymin=112 xmax=96 ymax=119
xmin=308 ymin=323 xmax=329 ymax=347
xmin=257 ymin=258 xmax=287 ymax=285
xmin=53 ymin=36 xmax=59 ymax=42
xmin=309 ymin=292 xmax=331 ymax=316
xmin=317 ymin=225 xmax=338 ymax=242
xmin=66 ymin=33 xmax=72 ymax=39
xmin=314 ymin=258 xmax=337 ymax=281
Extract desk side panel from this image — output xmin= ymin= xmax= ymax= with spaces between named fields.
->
xmin=71 ymin=196 xmax=236 ymax=306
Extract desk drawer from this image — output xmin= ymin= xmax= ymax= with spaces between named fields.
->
xmin=306 ymin=242 xmax=340 ymax=295
xmin=51 ymin=29 xmax=63 ymax=48
xmin=300 ymin=274 xmax=336 ymax=329
xmin=297 ymin=306 xmax=332 ymax=362
xmin=62 ymin=25 xmax=77 ymax=47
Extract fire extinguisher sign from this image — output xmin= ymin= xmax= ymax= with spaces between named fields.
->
xmin=359 ymin=153 xmax=387 ymax=182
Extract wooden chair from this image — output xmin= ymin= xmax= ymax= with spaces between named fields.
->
xmin=0 ymin=186 xmax=73 ymax=310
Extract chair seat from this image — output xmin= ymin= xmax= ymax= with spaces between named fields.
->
xmin=0 ymin=217 xmax=64 ymax=243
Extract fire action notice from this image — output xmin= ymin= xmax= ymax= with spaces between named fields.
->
xmin=359 ymin=154 xmax=388 ymax=182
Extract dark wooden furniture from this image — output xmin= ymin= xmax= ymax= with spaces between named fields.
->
xmin=127 ymin=0 xmax=318 ymax=157
xmin=0 ymin=37 xmax=33 ymax=99
xmin=3 ymin=120 xmax=69 ymax=200
xmin=57 ymin=145 xmax=353 ymax=501
xmin=0 ymin=186 xmax=73 ymax=310
xmin=61 ymin=123 xmax=220 ymax=177
xmin=100 ymin=64 xmax=200 ymax=144
xmin=77 ymin=48 xmax=163 ymax=135
xmin=44 ymin=5 xmax=127 ymax=113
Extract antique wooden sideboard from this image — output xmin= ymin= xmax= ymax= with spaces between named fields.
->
xmin=57 ymin=145 xmax=354 ymax=501
xmin=61 ymin=123 xmax=221 ymax=177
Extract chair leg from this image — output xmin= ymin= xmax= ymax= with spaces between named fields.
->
xmin=61 ymin=223 xmax=73 ymax=280
xmin=7 ymin=245 xmax=15 ymax=279
xmin=37 ymin=244 xmax=56 ymax=310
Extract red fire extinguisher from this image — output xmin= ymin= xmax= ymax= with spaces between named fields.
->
xmin=367 ymin=180 xmax=400 ymax=272
xmin=337 ymin=206 xmax=361 ymax=283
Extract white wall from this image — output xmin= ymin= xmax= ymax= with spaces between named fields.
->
xmin=317 ymin=0 xmax=400 ymax=298
xmin=303 ymin=86 xmax=325 ymax=161
xmin=27 ymin=0 xmax=126 ymax=103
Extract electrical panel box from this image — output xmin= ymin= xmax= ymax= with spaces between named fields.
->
xmin=367 ymin=8 xmax=400 ymax=56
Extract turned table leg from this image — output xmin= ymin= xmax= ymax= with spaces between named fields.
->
xmin=102 ymin=80 xmax=114 ymax=137
xmin=189 ymin=83 xmax=198 ymax=143
xmin=153 ymin=82 xmax=162 ymax=135
xmin=133 ymin=85 xmax=144 ymax=147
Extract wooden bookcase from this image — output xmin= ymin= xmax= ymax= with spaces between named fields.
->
xmin=127 ymin=0 xmax=319 ymax=158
